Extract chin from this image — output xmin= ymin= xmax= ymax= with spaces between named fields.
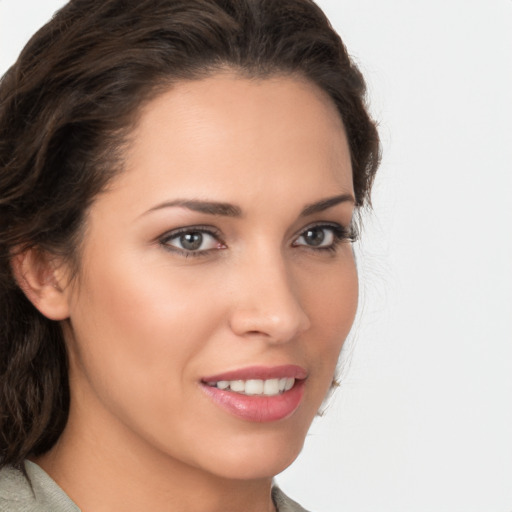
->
xmin=209 ymin=450 xmax=302 ymax=481
xmin=195 ymin=425 xmax=309 ymax=481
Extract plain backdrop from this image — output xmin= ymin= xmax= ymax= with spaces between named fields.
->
xmin=1 ymin=1 xmax=511 ymax=511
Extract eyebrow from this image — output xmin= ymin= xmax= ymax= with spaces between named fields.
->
xmin=144 ymin=199 xmax=242 ymax=217
xmin=299 ymin=194 xmax=355 ymax=217
xmin=143 ymin=193 xmax=354 ymax=218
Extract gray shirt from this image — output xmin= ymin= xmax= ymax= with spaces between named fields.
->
xmin=0 ymin=461 xmax=309 ymax=511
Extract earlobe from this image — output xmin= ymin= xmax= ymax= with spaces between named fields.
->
xmin=10 ymin=248 xmax=71 ymax=321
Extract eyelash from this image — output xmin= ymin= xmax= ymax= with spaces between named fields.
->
xmin=158 ymin=223 xmax=357 ymax=258
xmin=293 ymin=223 xmax=358 ymax=253
xmin=158 ymin=225 xmax=224 ymax=258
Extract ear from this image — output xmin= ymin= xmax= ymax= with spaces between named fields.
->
xmin=11 ymin=247 xmax=71 ymax=321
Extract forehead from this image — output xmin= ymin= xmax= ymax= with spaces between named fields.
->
xmin=107 ymin=73 xmax=353 ymax=212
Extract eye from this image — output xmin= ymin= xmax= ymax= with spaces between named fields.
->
xmin=295 ymin=226 xmax=334 ymax=247
xmin=293 ymin=223 xmax=353 ymax=250
xmin=160 ymin=228 xmax=224 ymax=255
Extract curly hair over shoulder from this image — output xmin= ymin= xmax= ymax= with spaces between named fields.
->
xmin=0 ymin=0 xmax=380 ymax=468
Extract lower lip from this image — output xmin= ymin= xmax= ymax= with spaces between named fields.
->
xmin=201 ymin=380 xmax=305 ymax=423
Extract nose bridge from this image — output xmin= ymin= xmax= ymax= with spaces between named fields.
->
xmin=228 ymin=244 xmax=311 ymax=342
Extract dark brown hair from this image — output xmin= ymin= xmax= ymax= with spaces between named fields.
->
xmin=0 ymin=0 xmax=380 ymax=468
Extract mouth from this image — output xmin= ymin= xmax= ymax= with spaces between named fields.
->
xmin=203 ymin=377 xmax=296 ymax=396
xmin=200 ymin=365 xmax=307 ymax=422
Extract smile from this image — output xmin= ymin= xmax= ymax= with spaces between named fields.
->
xmin=205 ymin=378 xmax=295 ymax=396
xmin=200 ymin=365 xmax=307 ymax=422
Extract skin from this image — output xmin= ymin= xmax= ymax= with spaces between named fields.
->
xmin=33 ymin=74 xmax=358 ymax=512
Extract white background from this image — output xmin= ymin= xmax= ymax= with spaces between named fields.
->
xmin=1 ymin=1 xmax=511 ymax=511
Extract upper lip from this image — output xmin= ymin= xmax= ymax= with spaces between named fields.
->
xmin=201 ymin=365 xmax=308 ymax=383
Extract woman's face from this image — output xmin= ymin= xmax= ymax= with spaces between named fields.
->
xmin=60 ymin=74 xmax=358 ymax=480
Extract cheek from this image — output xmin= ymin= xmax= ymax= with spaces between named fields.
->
xmin=63 ymin=256 xmax=234 ymax=462
xmin=300 ymin=255 xmax=358 ymax=382
xmin=65 ymin=252 xmax=224 ymax=409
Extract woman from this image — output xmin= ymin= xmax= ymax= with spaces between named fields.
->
xmin=0 ymin=0 xmax=380 ymax=510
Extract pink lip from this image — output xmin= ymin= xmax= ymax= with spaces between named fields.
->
xmin=201 ymin=364 xmax=308 ymax=383
xmin=200 ymin=365 xmax=307 ymax=423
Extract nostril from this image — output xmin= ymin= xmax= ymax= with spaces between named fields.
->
xmin=229 ymin=306 xmax=310 ymax=343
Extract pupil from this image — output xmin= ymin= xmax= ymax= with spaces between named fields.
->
xmin=180 ymin=232 xmax=203 ymax=250
xmin=304 ymin=228 xmax=324 ymax=246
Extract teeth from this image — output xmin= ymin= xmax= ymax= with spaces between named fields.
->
xmin=230 ymin=380 xmax=245 ymax=393
xmin=245 ymin=379 xmax=263 ymax=395
xmin=263 ymin=378 xmax=280 ymax=396
xmin=209 ymin=378 xmax=296 ymax=396
xmin=284 ymin=377 xmax=294 ymax=391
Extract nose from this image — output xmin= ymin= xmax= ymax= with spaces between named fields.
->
xmin=228 ymin=253 xmax=311 ymax=343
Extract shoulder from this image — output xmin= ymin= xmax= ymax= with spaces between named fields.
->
xmin=272 ymin=485 xmax=311 ymax=512
xmin=1 ymin=464 xmax=307 ymax=512
xmin=0 ymin=464 xmax=37 ymax=511
xmin=0 ymin=462 xmax=79 ymax=512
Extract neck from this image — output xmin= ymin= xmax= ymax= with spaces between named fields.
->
xmin=35 ymin=402 xmax=276 ymax=512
